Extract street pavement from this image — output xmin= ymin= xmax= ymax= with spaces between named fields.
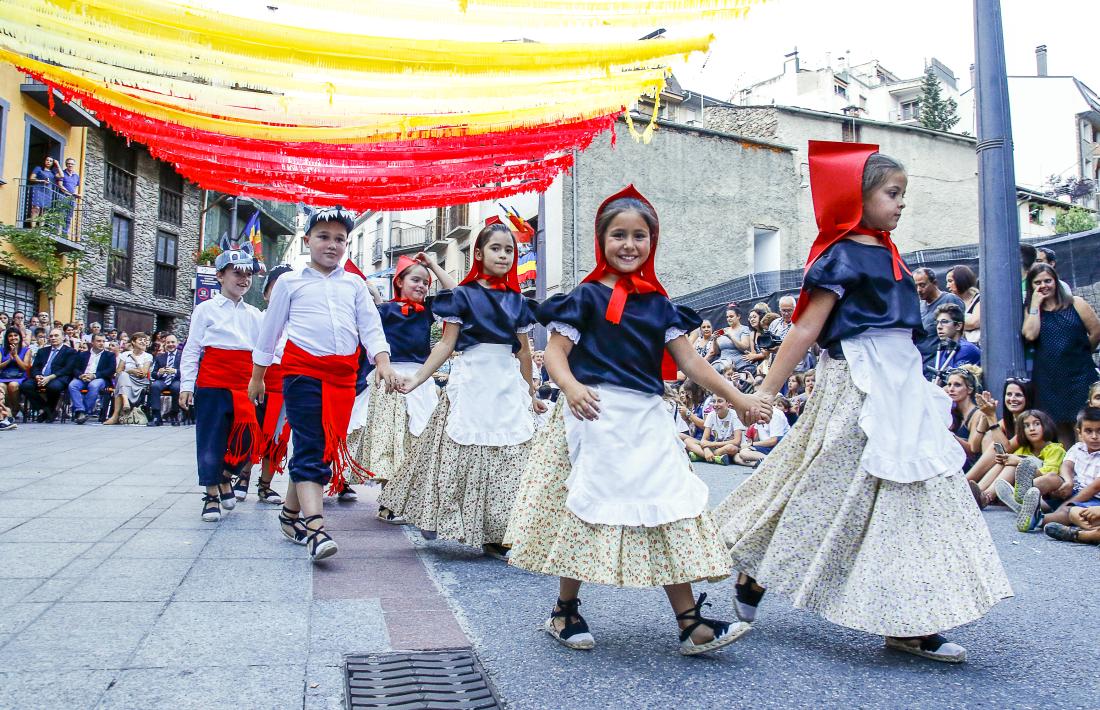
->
xmin=0 ymin=423 xmax=1097 ymax=709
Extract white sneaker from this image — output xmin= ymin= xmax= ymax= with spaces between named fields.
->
xmin=0 ymin=418 xmax=16 ymax=432
xmin=993 ymin=479 xmax=1021 ymax=512
xmin=338 ymin=487 xmax=359 ymax=502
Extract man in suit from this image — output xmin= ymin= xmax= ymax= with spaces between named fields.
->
xmin=148 ymin=334 xmax=182 ymax=426
xmin=67 ymin=333 xmax=117 ymax=424
xmin=20 ymin=327 xmax=77 ymax=422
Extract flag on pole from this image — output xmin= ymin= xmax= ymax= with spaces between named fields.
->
xmin=240 ymin=212 xmax=263 ymax=261
xmin=344 ymin=258 xmax=367 ymax=280
xmin=503 ymin=205 xmax=535 ymax=243
xmin=517 ymin=250 xmax=537 ymax=284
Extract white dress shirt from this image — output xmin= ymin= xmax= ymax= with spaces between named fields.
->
xmin=180 ymin=293 xmax=263 ymax=392
xmin=253 ymin=265 xmax=389 ymax=368
xmin=83 ymin=349 xmax=103 ymax=377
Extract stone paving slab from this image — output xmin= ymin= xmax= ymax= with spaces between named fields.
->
xmin=0 ymin=423 xmax=472 ymax=708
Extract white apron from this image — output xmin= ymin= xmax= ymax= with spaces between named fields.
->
xmin=840 ymin=328 xmax=966 ymax=483
xmin=445 ymin=343 xmax=535 ymax=446
xmin=563 ymin=384 xmax=709 ymax=527
xmin=347 ymin=385 xmax=372 ymax=434
xmin=391 ymin=361 xmax=439 ymax=437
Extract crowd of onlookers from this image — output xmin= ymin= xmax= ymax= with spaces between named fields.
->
xmin=0 ymin=310 xmax=183 ymax=430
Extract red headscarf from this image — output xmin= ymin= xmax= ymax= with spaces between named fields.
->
xmin=391 ymin=255 xmax=431 ymax=314
xmin=792 ymin=141 xmax=911 ymax=322
xmin=458 ymin=216 xmax=521 ymax=292
xmin=580 ymin=185 xmax=678 ymax=379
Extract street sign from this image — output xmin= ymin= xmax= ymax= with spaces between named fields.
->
xmin=194 ymin=266 xmax=220 ymax=305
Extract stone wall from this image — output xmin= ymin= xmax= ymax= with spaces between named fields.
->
xmin=77 ymin=129 xmax=201 ymax=337
xmin=560 ymin=119 xmax=800 ymax=296
xmin=706 ymin=106 xmax=980 ymax=269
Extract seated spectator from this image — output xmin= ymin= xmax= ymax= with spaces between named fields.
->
xmin=27 ymin=315 xmax=40 ymax=333
xmin=967 ymin=377 xmax=1034 ymax=486
xmin=775 ymin=395 xmax=796 ymax=425
xmin=733 ymin=405 xmax=791 ymax=467
xmin=1023 ymin=263 xmax=1100 ymax=448
xmin=1 ymin=327 xmax=32 ymax=415
xmin=28 ymin=327 xmax=46 ymax=359
xmin=947 ymin=265 xmax=981 ymax=344
xmin=786 ymin=373 xmax=803 ymax=400
xmin=119 ymin=334 xmax=131 ymax=353
xmin=0 ymin=312 xmax=7 ymax=330
xmin=768 ymin=296 xmax=796 ymax=340
xmin=690 ymin=319 xmax=714 ymax=359
xmin=709 ymin=303 xmax=753 ymax=374
xmin=67 ymin=333 xmax=116 ymax=424
xmin=945 ymin=367 xmax=983 ymax=471
xmin=148 ymin=334 xmax=182 ymax=426
xmin=790 ymin=369 xmax=815 ymax=415
xmin=687 ymin=394 xmax=742 ymax=465
xmin=676 ymin=380 xmax=707 ymax=443
xmin=983 ymin=409 xmax=1065 ymax=509
xmin=1017 ymin=406 xmax=1100 ymax=544
xmin=1090 ymin=381 xmax=1100 ymax=409
xmin=915 ymin=267 xmax=966 ymax=380
xmin=106 ymin=327 xmax=118 ymax=341
xmin=930 ymin=303 xmax=981 ymax=385
xmin=84 ymin=321 xmax=102 ymax=343
xmin=10 ymin=311 xmax=28 ymax=340
xmin=744 ymin=310 xmax=768 ymax=372
xmin=0 ymin=385 xmax=15 ymax=431
xmin=19 ymin=327 xmax=77 ymax=422
xmin=62 ymin=323 xmax=80 ymax=350
xmin=104 ymin=331 xmax=153 ymax=425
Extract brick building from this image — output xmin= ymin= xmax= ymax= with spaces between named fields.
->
xmin=77 ymin=129 xmax=201 ymax=337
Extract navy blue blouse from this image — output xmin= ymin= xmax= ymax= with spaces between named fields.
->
xmin=803 ymin=240 xmax=924 ymax=351
xmin=378 ymin=298 xmax=434 ymax=364
xmin=537 ymin=282 xmax=701 ymax=396
xmin=433 ymin=284 xmax=538 ymax=353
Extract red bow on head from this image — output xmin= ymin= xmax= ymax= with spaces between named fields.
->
xmin=458 ymin=216 xmax=521 ymax=293
xmin=792 ymin=141 xmax=911 ymax=322
xmin=581 ymin=185 xmax=677 ymax=379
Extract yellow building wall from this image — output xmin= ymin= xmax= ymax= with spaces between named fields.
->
xmin=0 ymin=63 xmax=87 ymax=322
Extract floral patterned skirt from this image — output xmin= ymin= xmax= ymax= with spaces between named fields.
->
xmin=504 ymin=401 xmax=731 ymax=588
xmin=347 ymin=386 xmax=413 ymax=485
xmin=713 ymin=356 xmax=1013 ymax=637
xmin=378 ymin=392 xmax=530 ymax=547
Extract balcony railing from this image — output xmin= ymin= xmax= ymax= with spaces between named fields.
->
xmin=389 ymin=221 xmax=431 ymax=252
xmin=372 ymin=237 xmax=383 ymax=263
xmin=440 ymin=204 xmax=470 ymax=239
xmin=158 ymin=187 xmax=183 ymax=225
xmin=154 ymin=263 xmax=177 ymax=299
xmin=12 ymin=178 xmax=85 ymax=250
xmin=105 ymin=162 xmax=136 ymax=209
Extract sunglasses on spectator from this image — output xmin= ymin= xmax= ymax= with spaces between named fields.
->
xmin=1005 ymin=377 xmax=1031 ymax=385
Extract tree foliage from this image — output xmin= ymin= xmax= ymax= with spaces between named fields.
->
xmin=0 ymin=206 xmax=111 ymax=315
xmin=1054 ymin=206 xmax=1098 ymax=234
xmin=918 ymin=67 xmax=961 ymax=132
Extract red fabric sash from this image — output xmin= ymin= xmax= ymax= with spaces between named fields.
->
xmin=260 ymin=363 xmax=291 ymax=474
xmin=480 ymin=275 xmax=513 ymax=291
xmin=604 ymin=271 xmax=660 ymax=325
xmin=394 ymin=298 xmax=425 ymax=315
xmin=848 ymin=226 xmax=911 ymax=281
xmin=279 ymin=340 xmax=372 ymax=492
xmin=195 ymin=347 xmax=263 ymax=466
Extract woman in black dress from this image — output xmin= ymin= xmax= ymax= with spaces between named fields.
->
xmin=1022 ymin=263 xmax=1100 ymax=447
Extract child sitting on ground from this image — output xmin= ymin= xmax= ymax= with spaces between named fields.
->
xmin=733 ymin=405 xmax=791 ymax=468
xmin=1017 ymin=406 xmax=1100 ymax=543
xmin=688 ymin=394 xmax=742 ymax=465
xmin=991 ymin=409 xmax=1066 ymax=509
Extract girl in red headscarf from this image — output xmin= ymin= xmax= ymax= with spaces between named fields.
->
xmin=348 ymin=252 xmax=457 ymax=524
xmin=379 ymin=220 xmax=545 ymax=559
xmin=712 ymin=142 xmax=1011 ymax=663
xmin=504 ymin=186 xmax=770 ymax=657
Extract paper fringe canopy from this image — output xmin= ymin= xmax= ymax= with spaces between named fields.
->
xmin=0 ymin=0 xmax=762 ymax=209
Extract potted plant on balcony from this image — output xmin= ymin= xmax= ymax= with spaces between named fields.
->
xmin=193 ymin=244 xmax=222 ymax=266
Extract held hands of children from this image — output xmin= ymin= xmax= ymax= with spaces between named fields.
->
xmin=531 ymin=393 xmax=549 ymax=415
xmin=734 ymin=392 xmax=772 ymax=430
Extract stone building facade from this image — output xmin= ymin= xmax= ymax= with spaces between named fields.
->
xmin=560 ymin=119 xmax=801 ymax=296
xmin=76 ymin=128 xmax=201 ymax=337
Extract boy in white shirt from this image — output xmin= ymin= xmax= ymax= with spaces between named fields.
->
xmin=1018 ymin=406 xmax=1100 ymax=544
xmin=734 ymin=406 xmax=791 ymax=467
xmin=179 ymin=242 xmax=264 ymax=522
xmin=249 ymin=206 xmax=398 ymax=563
xmin=688 ymin=395 xmax=742 ymax=465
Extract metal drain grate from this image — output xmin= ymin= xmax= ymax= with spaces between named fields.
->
xmin=344 ymin=649 xmax=503 ymax=709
